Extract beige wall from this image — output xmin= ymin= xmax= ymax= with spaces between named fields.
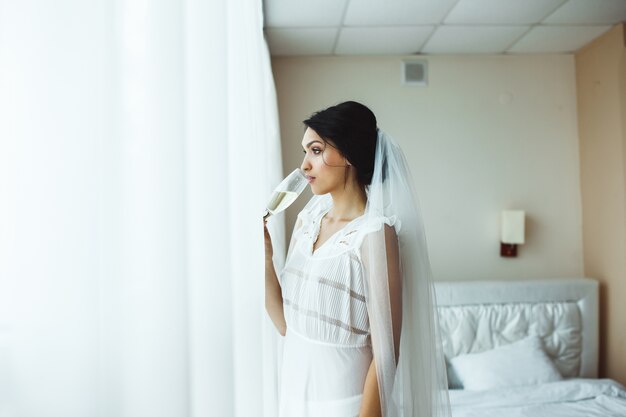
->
xmin=272 ymin=54 xmax=584 ymax=282
xmin=576 ymin=23 xmax=626 ymax=384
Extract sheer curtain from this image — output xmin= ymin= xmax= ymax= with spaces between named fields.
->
xmin=0 ymin=0 xmax=284 ymax=416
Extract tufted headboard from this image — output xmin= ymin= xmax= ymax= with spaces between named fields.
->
xmin=434 ymin=278 xmax=599 ymax=387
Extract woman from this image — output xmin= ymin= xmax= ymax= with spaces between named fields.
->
xmin=264 ymin=101 xmax=451 ymax=417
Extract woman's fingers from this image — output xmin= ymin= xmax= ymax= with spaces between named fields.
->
xmin=263 ymin=219 xmax=273 ymax=256
xmin=263 ymin=219 xmax=271 ymax=241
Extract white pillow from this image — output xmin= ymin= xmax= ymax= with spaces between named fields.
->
xmin=449 ymin=335 xmax=563 ymax=391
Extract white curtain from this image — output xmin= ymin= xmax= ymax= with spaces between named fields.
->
xmin=0 ymin=0 xmax=285 ymax=416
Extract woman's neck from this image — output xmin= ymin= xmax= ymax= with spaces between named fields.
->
xmin=327 ymin=185 xmax=367 ymax=222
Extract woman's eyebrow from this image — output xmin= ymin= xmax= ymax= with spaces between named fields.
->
xmin=302 ymin=140 xmax=322 ymax=150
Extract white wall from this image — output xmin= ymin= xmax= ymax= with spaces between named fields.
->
xmin=272 ymin=54 xmax=583 ymax=281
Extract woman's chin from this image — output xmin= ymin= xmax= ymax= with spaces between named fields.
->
xmin=310 ymin=186 xmax=325 ymax=196
xmin=310 ymin=183 xmax=335 ymax=196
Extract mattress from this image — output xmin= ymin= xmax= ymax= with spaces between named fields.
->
xmin=450 ymin=378 xmax=626 ymax=417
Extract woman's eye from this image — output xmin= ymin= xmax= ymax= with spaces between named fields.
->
xmin=303 ymin=148 xmax=322 ymax=155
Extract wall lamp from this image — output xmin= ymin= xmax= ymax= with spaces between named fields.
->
xmin=501 ymin=210 xmax=525 ymax=257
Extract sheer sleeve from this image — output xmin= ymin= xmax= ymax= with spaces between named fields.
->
xmin=360 ymin=220 xmax=402 ymax=416
xmin=286 ymin=217 xmax=303 ymax=260
xmin=278 ymin=216 xmax=304 ymax=287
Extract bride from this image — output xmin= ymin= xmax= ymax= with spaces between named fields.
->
xmin=264 ymin=101 xmax=451 ymax=417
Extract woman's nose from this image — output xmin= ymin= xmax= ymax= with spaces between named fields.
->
xmin=300 ymin=156 xmax=310 ymax=172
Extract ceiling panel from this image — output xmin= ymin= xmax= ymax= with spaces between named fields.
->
xmin=335 ymin=26 xmax=434 ymax=55
xmin=265 ymin=28 xmax=338 ymax=56
xmin=344 ymin=0 xmax=458 ymax=26
xmin=263 ymin=0 xmax=348 ymax=27
xmin=543 ymin=0 xmax=626 ymax=24
xmin=508 ymin=25 xmax=613 ymax=53
xmin=422 ymin=26 xmax=529 ymax=54
xmin=445 ymin=0 xmax=566 ymax=24
xmin=262 ymin=0 xmax=623 ymax=55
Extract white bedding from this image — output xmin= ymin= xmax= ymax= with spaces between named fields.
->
xmin=450 ymin=378 xmax=626 ymax=417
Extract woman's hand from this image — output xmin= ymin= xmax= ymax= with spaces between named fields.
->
xmin=263 ymin=217 xmax=273 ymax=258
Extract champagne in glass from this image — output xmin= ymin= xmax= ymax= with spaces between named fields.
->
xmin=264 ymin=168 xmax=307 ymax=219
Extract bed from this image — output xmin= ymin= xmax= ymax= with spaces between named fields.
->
xmin=434 ymin=277 xmax=626 ymax=417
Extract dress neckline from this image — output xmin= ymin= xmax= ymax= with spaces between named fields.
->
xmin=310 ymin=206 xmax=365 ymax=256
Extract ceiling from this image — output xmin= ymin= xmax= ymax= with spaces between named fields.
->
xmin=263 ymin=0 xmax=626 ymax=56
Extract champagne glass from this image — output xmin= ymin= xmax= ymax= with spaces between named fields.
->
xmin=263 ymin=168 xmax=307 ymax=220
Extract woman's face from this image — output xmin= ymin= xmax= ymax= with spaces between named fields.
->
xmin=300 ymin=127 xmax=349 ymax=195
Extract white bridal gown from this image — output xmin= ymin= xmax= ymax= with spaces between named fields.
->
xmin=278 ymin=203 xmax=393 ymax=417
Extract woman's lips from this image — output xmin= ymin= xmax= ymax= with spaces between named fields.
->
xmin=306 ymin=176 xmax=315 ymax=184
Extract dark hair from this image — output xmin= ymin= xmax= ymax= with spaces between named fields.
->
xmin=303 ymin=101 xmax=378 ymax=187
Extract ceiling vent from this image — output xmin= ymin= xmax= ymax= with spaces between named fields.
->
xmin=402 ymin=60 xmax=428 ymax=86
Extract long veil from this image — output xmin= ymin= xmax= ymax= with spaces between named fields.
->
xmin=301 ymin=130 xmax=452 ymax=417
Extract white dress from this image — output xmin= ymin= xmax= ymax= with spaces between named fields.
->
xmin=278 ymin=204 xmax=390 ymax=417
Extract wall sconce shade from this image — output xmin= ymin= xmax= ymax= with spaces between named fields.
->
xmin=501 ymin=210 xmax=525 ymax=257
